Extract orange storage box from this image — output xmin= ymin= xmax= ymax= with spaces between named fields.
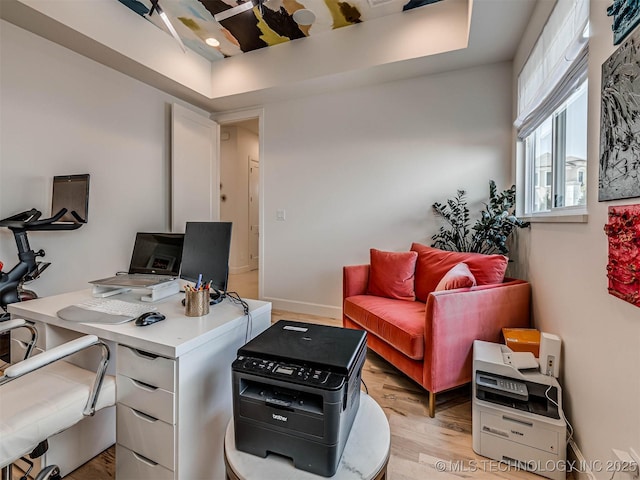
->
xmin=502 ymin=328 xmax=540 ymax=357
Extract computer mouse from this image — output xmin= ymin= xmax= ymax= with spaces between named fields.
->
xmin=135 ymin=311 xmax=166 ymax=326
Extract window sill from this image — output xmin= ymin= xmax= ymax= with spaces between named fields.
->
xmin=521 ymin=212 xmax=588 ymax=223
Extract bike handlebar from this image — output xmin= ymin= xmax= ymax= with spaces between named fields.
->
xmin=0 ymin=208 xmax=83 ymax=231
xmin=1 ymin=208 xmax=85 ymax=309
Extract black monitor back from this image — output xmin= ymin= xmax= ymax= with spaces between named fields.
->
xmin=181 ymin=222 xmax=232 ymax=292
xmin=52 ymin=174 xmax=90 ymax=223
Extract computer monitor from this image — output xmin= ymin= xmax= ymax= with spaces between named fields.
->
xmin=129 ymin=233 xmax=184 ymax=276
xmin=180 ymin=222 xmax=232 ymax=294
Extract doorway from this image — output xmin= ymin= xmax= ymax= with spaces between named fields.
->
xmin=218 ymin=117 xmax=260 ymax=300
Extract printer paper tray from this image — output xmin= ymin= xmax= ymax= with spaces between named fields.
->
xmin=239 ymin=399 xmax=324 ymax=437
xmin=239 ymin=380 xmax=325 ymax=437
xmin=480 ymin=411 xmax=559 ymax=454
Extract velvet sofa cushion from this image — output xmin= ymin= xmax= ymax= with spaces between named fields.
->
xmin=411 ymin=243 xmax=508 ymax=302
xmin=343 ymin=294 xmax=426 ymax=360
xmin=344 ymin=317 xmax=425 ymax=388
xmin=367 ymin=248 xmax=418 ymax=301
xmin=435 ymin=262 xmax=477 ymax=291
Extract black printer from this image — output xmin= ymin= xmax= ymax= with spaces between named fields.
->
xmin=231 ymin=320 xmax=367 ymax=477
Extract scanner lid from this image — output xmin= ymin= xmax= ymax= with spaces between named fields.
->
xmin=238 ymin=320 xmax=367 ymax=374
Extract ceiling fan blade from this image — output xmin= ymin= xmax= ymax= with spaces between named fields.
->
xmin=158 ymin=9 xmax=187 ymax=52
xmin=149 ymin=1 xmax=187 ymax=53
xmin=149 ymin=0 xmax=158 ymax=16
xmin=214 ymin=1 xmax=255 ymax=22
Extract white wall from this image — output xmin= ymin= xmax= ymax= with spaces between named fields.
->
xmin=260 ymin=62 xmax=514 ymax=316
xmin=0 ymin=20 xmax=208 ymax=297
xmin=1 ymin=18 xmax=514 ymax=322
xmin=513 ymin=1 xmax=640 ymax=477
xmin=220 ymin=125 xmax=258 ymax=273
xmin=2 ymin=0 xmax=213 ymax=98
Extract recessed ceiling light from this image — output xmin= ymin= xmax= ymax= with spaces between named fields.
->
xmin=206 ymin=37 xmax=220 ymax=47
xmin=292 ymin=9 xmax=316 ymax=26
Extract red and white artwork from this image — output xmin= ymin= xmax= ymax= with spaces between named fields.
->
xmin=604 ymin=204 xmax=640 ymax=307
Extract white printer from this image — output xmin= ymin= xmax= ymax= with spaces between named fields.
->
xmin=472 ymin=340 xmax=567 ymax=480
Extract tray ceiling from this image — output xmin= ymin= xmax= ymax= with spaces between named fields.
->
xmin=118 ymin=0 xmax=443 ymax=61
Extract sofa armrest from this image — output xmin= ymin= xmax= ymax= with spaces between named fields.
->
xmin=423 ymin=279 xmax=531 ymax=393
xmin=343 ymin=264 xmax=370 ymax=299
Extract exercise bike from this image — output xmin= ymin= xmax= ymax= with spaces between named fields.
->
xmin=0 ymin=208 xmax=84 ymax=313
xmin=0 ymin=209 xmax=84 ymax=479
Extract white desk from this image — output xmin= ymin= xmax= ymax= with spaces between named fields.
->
xmin=8 ymin=289 xmax=271 ymax=479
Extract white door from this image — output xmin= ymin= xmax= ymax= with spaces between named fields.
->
xmin=249 ymin=158 xmax=259 ymax=270
xmin=171 ymin=103 xmax=219 ymax=233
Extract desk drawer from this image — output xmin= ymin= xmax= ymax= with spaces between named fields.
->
xmin=117 ymin=375 xmax=175 ymax=424
xmin=117 ymin=404 xmax=175 ymax=470
xmin=117 ymin=344 xmax=175 ymax=392
xmin=116 ymin=444 xmax=174 ymax=480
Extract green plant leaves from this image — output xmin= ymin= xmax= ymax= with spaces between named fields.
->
xmin=431 ymin=189 xmax=472 ymax=252
xmin=431 ymin=180 xmax=530 ymax=255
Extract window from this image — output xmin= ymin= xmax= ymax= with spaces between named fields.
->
xmin=516 ymin=0 xmax=589 ymax=220
xmin=523 ymin=81 xmax=588 ymax=215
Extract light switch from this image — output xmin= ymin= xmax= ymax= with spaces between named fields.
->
xmin=276 ymin=209 xmax=286 ymax=221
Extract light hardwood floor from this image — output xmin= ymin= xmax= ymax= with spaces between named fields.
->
xmin=11 ymin=272 xmax=572 ymax=479
xmin=227 ymin=270 xmax=259 ymax=301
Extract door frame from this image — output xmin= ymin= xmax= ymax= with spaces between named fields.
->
xmin=248 ymin=156 xmax=260 ymax=271
xmin=212 ymin=108 xmax=264 ymax=300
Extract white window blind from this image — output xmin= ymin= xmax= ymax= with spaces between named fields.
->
xmin=515 ymin=0 xmax=589 ymax=138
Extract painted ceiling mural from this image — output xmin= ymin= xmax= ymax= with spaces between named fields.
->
xmin=118 ymin=0 xmax=443 ymax=62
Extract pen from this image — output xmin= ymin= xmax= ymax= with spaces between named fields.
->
xmin=195 ymin=273 xmax=202 ymax=290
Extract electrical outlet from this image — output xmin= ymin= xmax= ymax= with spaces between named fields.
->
xmin=612 ymin=448 xmax=639 ymax=478
xmin=546 ymin=355 xmax=555 ymax=376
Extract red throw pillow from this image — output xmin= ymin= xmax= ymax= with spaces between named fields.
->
xmin=367 ymin=249 xmax=418 ymax=301
xmin=411 ymin=243 xmax=508 ymax=301
xmin=435 ymin=262 xmax=477 ymax=291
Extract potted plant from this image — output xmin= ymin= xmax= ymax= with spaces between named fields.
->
xmin=431 ymin=180 xmax=529 ymax=255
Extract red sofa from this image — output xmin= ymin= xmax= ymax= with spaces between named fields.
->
xmin=342 ymin=244 xmax=531 ymax=417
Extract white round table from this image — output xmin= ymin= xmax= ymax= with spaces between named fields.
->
xmin=224 ymin=393 xmax=390 ymax=480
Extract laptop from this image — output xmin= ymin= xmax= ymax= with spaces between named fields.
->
xmin=90 ymin=232 xmax=184 ymax=288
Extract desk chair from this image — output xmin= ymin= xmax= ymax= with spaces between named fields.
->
xmin=0 ymin=319 xmax=116 ymax=480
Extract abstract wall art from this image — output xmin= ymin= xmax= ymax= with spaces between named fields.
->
xmin=604 ymin=204 xmax=640 ymax=308
xmin=607 ymin=0 xmax=640 ymax=45
xmin=599 ymin=26 xmax=640 ymax=201
xmin=118 ymin=0 xmax=443 ymax=62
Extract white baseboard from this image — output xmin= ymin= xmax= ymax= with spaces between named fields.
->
xmin=264 ymin=296 xmax=342 ymax=319
xmin=568 ymin=440 xmax=597 ymax=480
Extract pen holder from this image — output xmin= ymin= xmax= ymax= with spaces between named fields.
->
xmin=185 ymin=288 xmax=210 ymax=317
